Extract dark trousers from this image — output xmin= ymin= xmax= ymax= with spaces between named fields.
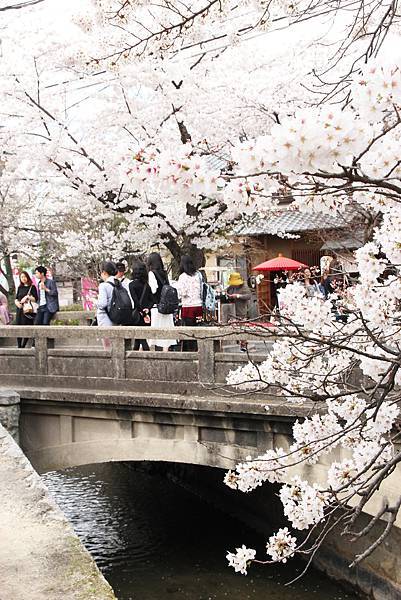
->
xmin=133 ymin=321 xmax=150 ymax=351
xmin=18 ymin=335 xmax=31 ymax=348
xmin=181 ymin=316 xmax=198 ymax=352
xmin=16 ymin=309 xmax=34 ymax=348
xmin=35 ymin=306 xmax=55 ymax=326
xmin=133 ymin=338 xmax=150 ymax=351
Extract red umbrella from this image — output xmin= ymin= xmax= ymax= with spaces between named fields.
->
xmin=253 ymin=254 xmax=307 ymax=271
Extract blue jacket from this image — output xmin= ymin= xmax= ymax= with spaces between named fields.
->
xmin=42 ymin=278 xmax=59 ymax=313
xmin=96 ymin=276 xmax=115 ymax=326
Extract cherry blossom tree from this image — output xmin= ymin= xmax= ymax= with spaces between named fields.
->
xmin=0 ymin=179 xmax=48 ymax=296
xmin=60 ymin=6 xmax=401 ymax=566
xmin=60 ymin=1 xmax=400 ymax=565
xmin=1 ymin=0 xmax=401 ymax=578
xmin=3 ymin=0 xmax=399 ymax=272
xmin=0 ymin=171 xmax=136 ymax=296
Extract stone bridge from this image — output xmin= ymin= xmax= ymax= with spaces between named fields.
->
xmin=0 ymin=324 xmax=298 ymax=473
xmin=0 ymin=324 xmax=398 ymax=515
xmin=1 ymin=324 xmax=401 ymax=599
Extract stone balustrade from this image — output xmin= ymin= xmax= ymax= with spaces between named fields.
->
xmin=0 ymin=324 xmax=272 ymax=393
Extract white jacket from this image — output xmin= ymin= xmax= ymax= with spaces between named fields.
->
xmin=176 ymin=272 xmax=203 ymax=308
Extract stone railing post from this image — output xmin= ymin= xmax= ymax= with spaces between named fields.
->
xmin=0 ymin=389 xmax=20 ymax=443
xmin=197 ymin=339 xmax=216 ymax=384
xmin=111 ymin=336 xmax=129 ymax=379
xmin=35 ymin=336 xmax=50 ymax=375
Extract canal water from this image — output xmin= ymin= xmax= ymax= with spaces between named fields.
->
xmin=43 ymin=463 xmax=358 ymax=600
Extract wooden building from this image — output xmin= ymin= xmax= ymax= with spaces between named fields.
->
xmin=206 ymin=207 xmax=362 ymax=315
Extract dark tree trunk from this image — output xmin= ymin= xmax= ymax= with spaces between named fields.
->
xmin=164 ymin=236 xmax=206 ymax=279
xmin=0 ymin=253 xmax=15 ymax=299
xmin=72 ymin=278 xmax=81 ymax=304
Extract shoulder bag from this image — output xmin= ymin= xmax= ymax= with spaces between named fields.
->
xmin=22 ymin=286 xmax=38 ymax=317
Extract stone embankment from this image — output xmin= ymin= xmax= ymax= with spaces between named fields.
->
xmin=0 ymin=414 xmax=116 ymax=600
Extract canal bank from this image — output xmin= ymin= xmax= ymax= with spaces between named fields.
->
xmin=0 ymin=422 xmax=116 ymax=600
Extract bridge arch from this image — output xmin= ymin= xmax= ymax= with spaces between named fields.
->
xmin=24 ymin=434 xmax=245 ymax=474
xmin=20 ymin=394 xmax=291 ymax=474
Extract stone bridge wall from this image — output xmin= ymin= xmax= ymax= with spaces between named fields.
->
xmin=0 ymin=324 xmax=270 ymax=394
xmin=18 ymin=390 xmax=299 ymax=473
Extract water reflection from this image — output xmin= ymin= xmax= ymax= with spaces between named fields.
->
xmin=43 ymin=463 xmax=358 ymax=600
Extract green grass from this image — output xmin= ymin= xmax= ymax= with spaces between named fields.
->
xmin=59 ymin=304 xmax=85 ymax=312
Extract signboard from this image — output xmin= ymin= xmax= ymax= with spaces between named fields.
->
xmin=0 ymin=266 xmax=8 ymax=292
xmin=81 ymin=277 xmax=98 ymax=311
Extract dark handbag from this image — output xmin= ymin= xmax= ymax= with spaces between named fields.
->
xmin=130 ymin=283 xmax=149 ymax=325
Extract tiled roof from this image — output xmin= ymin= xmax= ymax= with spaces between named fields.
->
xmin=236 ymin=209 xmax=349 ymax=236
xmin=205 ymin=155 xmax=229 ymax=171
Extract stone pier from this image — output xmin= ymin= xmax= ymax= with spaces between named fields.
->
xmin=0 ymin=388 xmax=20 ymax=442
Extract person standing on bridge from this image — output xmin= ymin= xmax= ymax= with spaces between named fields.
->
xmin=129 ymin=261 xmax=154 ymax=351
xmin=97 ymin=261 xmax=118 ymax=328
xmin=34 ymin=266 xmax=59 ymax=326
xmin=97 ymin=261 xmax=118 ymax=350
xmin=15 ymin=271 xmax=39 ymax=347
xmin=147 ymin=252 xmax=176 ymax=351
xmin=226 ymin=272 xmax=252 ymax=352
xmin=176 ymin=255 xmax=203 ymax=352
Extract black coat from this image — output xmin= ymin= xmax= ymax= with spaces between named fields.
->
xmin=15 ymin=284 xmax=39 ymax=325
xmin=129 ymin=279 xmax=154 ymax=310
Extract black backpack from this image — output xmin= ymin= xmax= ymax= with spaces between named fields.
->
xmin=155 ymin=276 xmax=179 ymax=315
xmin=107 ymin=280 xmax=133 ymax=325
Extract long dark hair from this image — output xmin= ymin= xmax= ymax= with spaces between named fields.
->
xmin=19 ymin=271 xmax=33 ymax=286
xmin=147 ymin=252 xmax=168 ymax=281
xmin=180 ymin=255 xmax=196 ymax=276
xmin=147 ymin=252 xmax=165 ymax=273
xmin=132 ymin=261 xmax=148 ymax=284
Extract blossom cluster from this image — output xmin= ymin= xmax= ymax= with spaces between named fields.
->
xmin=352 ymin=63 xmax=401 ymax=122
xmin=279 ymin=477 xmax=327 ymax=530
xmin=226 ymin=545 xmax=256 ymax=575
xmin=224 ymin=448 xmax=288 ymax=492
xmin=265 ymin=528 xmax=297 ymax=563
xmin=128 ymin=146 xmax=221 ymax=201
